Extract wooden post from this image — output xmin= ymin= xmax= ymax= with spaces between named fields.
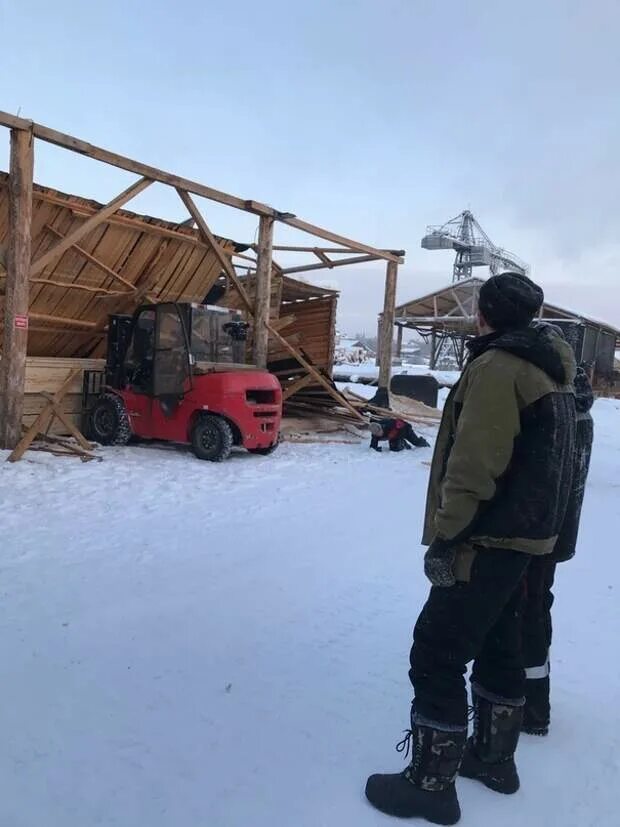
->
xmin=253 ymin=215 xmax=274 ymax=369
xmin=429 ymin=328 xmax=437 ymax=370
xmin=396 ymin=324 xmax=403 ymax=358
xmin=0 ymin=128 xmax=34 ymax=450
xmin=377 ymin=259 xmax=398 ymax=390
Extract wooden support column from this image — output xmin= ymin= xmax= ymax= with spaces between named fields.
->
xmin=396 ymin=324 xmax=403 ymax=358
xmin=0 ymin=128 xmax=34 ymax=450
xmin=429 ymin=328 xmax=437 ymax=369
xmin=253 ymin=216 xmax=274 ymax=368
xmin=377 ymin=259 xmax=398 ymax=390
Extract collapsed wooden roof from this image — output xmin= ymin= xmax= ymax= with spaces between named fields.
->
xmin=0 ymin=172 xmax=242 ymax=358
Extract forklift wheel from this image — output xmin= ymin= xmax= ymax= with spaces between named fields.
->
xmin=88 ymin=394 xmax=132 ymax=446
xmin=191 ymin=415 xmax=233 ymax=462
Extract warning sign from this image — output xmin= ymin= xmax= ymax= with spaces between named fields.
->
xmin=14 ymin=315 xmax=28 ymax=330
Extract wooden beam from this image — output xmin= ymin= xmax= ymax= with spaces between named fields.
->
xmin=266 ymin=322 xmax=365 ymax=422
xmin=28 ymin=312 xmax=98 ymax=330
xmin=279 ymin=215 xmax=403 ymax=263
xmin=0 ymin=110 xmax=274 ymax=218
xmin=314 ymin=249 xmax=332 ymax=266
xmin=44 ymin=224 xmax=136 ymax=291
xmin=254 ymin=215 xmax=274 ymax=368
xmin=396 ymin=323 xmax=403 ymax=358
xmin=30 ymin=177 xmax=153 ymax=277
xmin=0 ymin=128 xmax=34 ymax=450
xmin=281 ymin=253 xmax=377 ymax=276
xmin=450 ymin=289 xmax=469 ymax=318
xmin=0 ymin=112 xmax=405 ymax=268
xmin=378 ymin=259 xmax=398 ymax=389
xmin=7 ymin=368 xmax=79 ymax=462
xmin=282 ymin=373 xmax=314 ymax=401
xmin=28 ymin=187 xmax=216 ymax=247
xmin=27 ymin=277 xmax=127 ymax=296
xmin=270 ymin=245 xmax=382 ymax=254
xmin=176 ymin=188 xmax=255 ymax=315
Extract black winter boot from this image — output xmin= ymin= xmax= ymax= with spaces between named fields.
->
xmin=522 ymin=676 xmax=550 ymax=736
xmin=459 ymin=687 xmax=523 ymax=794
xmin=365 ymin=716 xmax=467 ymax=825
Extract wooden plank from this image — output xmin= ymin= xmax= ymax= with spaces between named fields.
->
xmin=396 ymin=323 xmax=403 ymax=357
xmin=254 ymin=215 xmax=274 ymax=368
xmin=282 ymin=373 xmax=314 ymax=401
xmin=279 ymin=215 xmax=403 ymax=263
xmin=281 ymin=253 xmax=377 ymax=275
xmin=266 ymin=321 xmax=364 ymax=422
xmin=44 ymin=224 xmax=136 ymax=291
xmin=28 ymin=277 xmax=127 ymax=296
xmin=30 ymin=177 xmax=153 ymax=277
xmin=28 ymin=311 xmax=98 ymax=330
xmin=7 ymin=368 xmax=79 ymax=461
xmin=39 ymin=391 xmax=92 ymax=451
xmin=0 ymin=128 xmax=34 ymax=449
xmin=270 ymin=314 xmax=296 ymax=332
xmin=378 ymin=259 xmax=398 ymax=388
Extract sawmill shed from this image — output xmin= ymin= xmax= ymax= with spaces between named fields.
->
xmin=0 ymin=110 xmax=406 ymax=455
xmin=393 ymin=276 xmax=620 ymax=390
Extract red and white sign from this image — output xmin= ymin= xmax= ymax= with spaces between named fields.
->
xmin=14 ymin=314 xmax=29 ymax=330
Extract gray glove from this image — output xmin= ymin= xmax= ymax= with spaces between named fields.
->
xmin=424 ymin=538 xmax=456 ymax=587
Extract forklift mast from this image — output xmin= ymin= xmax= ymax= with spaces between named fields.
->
xmin=106 ymin=314 xmax=134 ymax=389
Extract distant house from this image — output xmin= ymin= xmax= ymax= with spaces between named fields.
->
xmin=399 ymin=341 xmax=421 ymax=363
xmin=334 ymin=335 xmax=374 ymax=364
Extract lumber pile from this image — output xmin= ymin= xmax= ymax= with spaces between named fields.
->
xmin=282 ymin=382 xmax=440 ymax=428
xmin=0 ymin=356 xmax=104 ymax=436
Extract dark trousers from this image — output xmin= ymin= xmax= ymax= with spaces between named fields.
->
xmin=522 ymin=556 xmax=556 ymax=722
xmin=409 ymin=548 xmax=530 ymax=727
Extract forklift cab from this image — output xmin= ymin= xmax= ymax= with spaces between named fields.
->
xmin=109 ymin=302 xmax=249 ymax=399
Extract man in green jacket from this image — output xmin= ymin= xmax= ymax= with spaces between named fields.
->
xmin=365 ymin=273 xmax=576 ymax=825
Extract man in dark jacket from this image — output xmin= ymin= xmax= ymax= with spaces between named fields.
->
xmin=521 ymin=362 xmax=594 ymax=735
xmin=365 ymin=273 xmax=576 ymax=825
xmin=369 ymin=418 xmax=430 ymax=452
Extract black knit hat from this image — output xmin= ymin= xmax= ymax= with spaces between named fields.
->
xmin=478 ymin=272 xmax=544 ymax=331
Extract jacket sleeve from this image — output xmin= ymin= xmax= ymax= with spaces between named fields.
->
xmin=435 ymin=358 xmax=522 ymax=543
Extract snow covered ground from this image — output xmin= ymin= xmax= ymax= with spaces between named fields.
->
xmin=1 ymin=400 xmax=619 ymax=826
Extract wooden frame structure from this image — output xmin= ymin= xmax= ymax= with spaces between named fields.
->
xmin=0 ymin=110 xmax=405 ymax=449
xmin=394 ymin=276 xmax=620 ymax=378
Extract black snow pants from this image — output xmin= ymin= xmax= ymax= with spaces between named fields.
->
xmin=409 ymin=547 xmax=531 ymax=728
xmin=522 ymin=556 xmax=556 ymax=724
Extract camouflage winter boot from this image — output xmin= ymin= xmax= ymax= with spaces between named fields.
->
xmin=459 ymin=684 xmax=524 ymax=794
xmin=365 ymin=710 xmax=467 ymax=825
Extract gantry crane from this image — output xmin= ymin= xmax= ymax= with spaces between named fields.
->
xmin=421 ymin=210 xmax=528 ymax=282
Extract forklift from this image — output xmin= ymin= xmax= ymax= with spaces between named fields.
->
xmin=86 ymin=302 xmax=282 ymax=461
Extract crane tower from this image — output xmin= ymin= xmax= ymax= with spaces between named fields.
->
xmin=421 ymin=210 xmax=528 ymax=282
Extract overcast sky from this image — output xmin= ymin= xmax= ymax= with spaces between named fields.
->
xmin=1 ymin=0 xmax=618 ymax=336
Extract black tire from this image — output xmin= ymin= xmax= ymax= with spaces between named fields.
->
xmin=249 ymin=437 xmax=280 ymax=456
xmin=191 ymin=414 xmax=233 ymax=462
xmin=88 ymin=394 xmax=132 ymax=446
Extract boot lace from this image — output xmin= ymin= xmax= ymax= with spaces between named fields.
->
xmin=396 ymin=729 xmax=414 ymax=760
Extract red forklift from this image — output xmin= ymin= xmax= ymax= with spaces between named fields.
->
xmin=86 ymin=302 xmax=282 ymax=461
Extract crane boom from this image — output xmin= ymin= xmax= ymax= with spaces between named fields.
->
xmin=421 ymin=210 xmax=528 ymax=281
